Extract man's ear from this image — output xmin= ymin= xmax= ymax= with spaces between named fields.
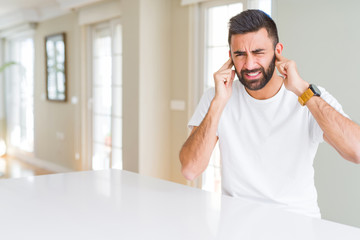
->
xmin=275 ymin=43 xmax=284 ymax=55
xmin=229 ymin=50 xmax=231 ymax=58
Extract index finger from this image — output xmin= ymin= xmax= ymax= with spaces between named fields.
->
xmin=275 ymin=51 xmax=286 ymax=62
xmin=219 ymin=58 xmax=234 ymax=71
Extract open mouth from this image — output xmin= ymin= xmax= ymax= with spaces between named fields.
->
xmin=244 ymin=71 xmax=261 ymax=79
xmin=246 ymin=71 xmax=261 ymax=77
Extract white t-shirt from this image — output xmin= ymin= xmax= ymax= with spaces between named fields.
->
xmin=188 ymin=80 xmax=348 ymax=218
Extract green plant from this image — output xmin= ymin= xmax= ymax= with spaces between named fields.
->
xmin=0 ymin=61 xmax=16 ymax=73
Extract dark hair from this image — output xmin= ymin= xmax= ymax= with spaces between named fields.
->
xmin=228 ymin=9 xmax=279 ymax=48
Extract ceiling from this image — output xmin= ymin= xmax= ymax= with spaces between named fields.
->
xmin=0 ymin=0 xmax=103 ymax=30
xmin=0 ymin=0 xmax=58 ymax=16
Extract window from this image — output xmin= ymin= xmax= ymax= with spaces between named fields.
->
xmin=5 ymin=36 xmax=34 ymax=153
xmin=89 ymin=19 xmax=122 ymax=170
xmin=199 ymin=0 xmax=272 ymax=193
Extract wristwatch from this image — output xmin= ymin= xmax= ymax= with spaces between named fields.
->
xmin=298 ymin=84 xmax=321 ymax=106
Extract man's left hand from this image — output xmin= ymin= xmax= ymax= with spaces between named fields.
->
xmin=275 ymin=52 xmax=309 ymax=96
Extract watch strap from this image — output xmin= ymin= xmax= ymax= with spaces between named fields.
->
xmin=298 ymin=88 xmax=314 ymax=106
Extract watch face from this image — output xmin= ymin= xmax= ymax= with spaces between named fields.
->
xmin=310 ymin=84 xmax=321 ymax=96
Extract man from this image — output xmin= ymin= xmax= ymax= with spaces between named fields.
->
xmin=179 ymin=9 xmax=360 ymax=218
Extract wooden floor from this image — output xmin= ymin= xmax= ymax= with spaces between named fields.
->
xmin=0 ymin=155 xmax=54 ymax=179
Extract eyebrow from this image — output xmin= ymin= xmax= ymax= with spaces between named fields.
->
xmin=233 ymin=50 xmax=246 ymax=55
xmin=233 ymin=49 xmax=265 ymax=55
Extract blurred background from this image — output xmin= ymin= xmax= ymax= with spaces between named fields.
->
xmin=0 ymin=0 xmax=359 ymax=228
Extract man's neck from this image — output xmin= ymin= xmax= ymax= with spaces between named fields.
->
xmin=245 ymin=73 xmax=284 ymax=100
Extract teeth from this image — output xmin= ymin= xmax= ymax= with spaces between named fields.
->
xmin=247 ymin=72 xmax=260 ymax=76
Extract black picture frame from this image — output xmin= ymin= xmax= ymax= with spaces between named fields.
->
xmin=45 ymin=32 xmax=67 ymax=102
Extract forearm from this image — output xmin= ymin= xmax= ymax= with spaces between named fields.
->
xmin=306 ymin=96 xmax=360 ymax=163
xmin=179 ymin=99 xmax=226 ymax=180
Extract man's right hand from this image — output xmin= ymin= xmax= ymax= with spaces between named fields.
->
xmin=213 ymin=58 xmax=235 ymax=103
xmin=180 ymin=59 xmax=234 ymax=181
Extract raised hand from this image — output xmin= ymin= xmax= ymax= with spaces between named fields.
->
xmin=275 ymin=51 xmax=309 ymax=97
xmin=213 ymin=58 xmax=236 ymax=103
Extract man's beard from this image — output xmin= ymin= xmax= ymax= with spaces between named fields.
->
xmin=236 ymin=54 xmax=276 ymax=91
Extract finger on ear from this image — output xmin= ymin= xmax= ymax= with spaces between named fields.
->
xmin=275 ymin=51 xmax=283 ymax=62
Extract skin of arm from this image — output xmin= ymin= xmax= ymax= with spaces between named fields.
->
xmin=179 ymin=59 xmax=235 ymax=181
xmin=306 ymin=97 xmax=360 ymax=163
xmin=275 ymin=52 xmax=360 ymax=164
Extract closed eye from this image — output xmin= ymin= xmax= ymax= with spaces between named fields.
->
xmin=252 ymin=49 xmax=265 ymax=54
xmin=233 ymin=49 xmax=265 ymax=56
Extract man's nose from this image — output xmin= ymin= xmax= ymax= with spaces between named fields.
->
xmin=244 ymin=55 xmax=256 ymax=70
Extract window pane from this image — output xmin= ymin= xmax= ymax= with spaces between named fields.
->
xmin=112 ymin=117 xmax=122 ymax=148
xmin=112 ymin=86 xmax=122 ymax=117
xmin=93 ymin=57 xmax=112 ymax=86
xmin=94 ymin=28 xmax=111 ymax=57
xmin=228 ymin=3 xmax=243 ymax=19
xmin=208 ymin=5 xmax=228 ymax=46
xmin=209 ymin=142 xmax=221 ymax=167
xmin=202 ymin=165 xmax=221 ymax=193
xmin=113 ymin=23 xmax=122 ymax=55
xmin=206 ymin=46 xmax=228 ymax=88
xmin=111 ymin=147 xmax=122 ymax=169
xmin=93 ymin=86 xmax=112 ymax=115
xmin=93 ymin=115 xmax=111 ymax=145
xmin=113 ymin=55 xmax=122 ymax=86
xmin=56 ymin=41 xmax=65 ymax=63
xmin=92 ymin=143 xmax=111 ymax=170
xmin=259 ymin=0 xmax=271 ymax=16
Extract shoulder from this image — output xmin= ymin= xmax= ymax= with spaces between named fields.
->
xmin=230 ymin=80 xmax=243 ymax=97
xmin=318 ymin=86 xmax=338 ymax=105
xmin=202 ymin=87 xmax=215 ymax=102
xmin=318 ymin=86 xmax=349 ymax=118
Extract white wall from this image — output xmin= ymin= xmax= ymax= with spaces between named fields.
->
xmin=122 ymin=0 xmax=173 ymax=180
xmin=170 ymin=1 xmax=190 ymax=184
xmin=122 ymin=0 xmax=141 ymax=173
xmin=275 ymin=0 xmax=360 ymax=228
xmin=139 ymin=0 xmax=172 ymax=180
xmin=34 ymin=13 xmax=81 ymax=171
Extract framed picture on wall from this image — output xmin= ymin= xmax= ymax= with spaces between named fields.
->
xmin=45 ymin=32 xmax=67 ymax=102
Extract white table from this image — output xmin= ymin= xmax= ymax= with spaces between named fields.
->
xmin=0 ymin=170 xmax=359 ymax=239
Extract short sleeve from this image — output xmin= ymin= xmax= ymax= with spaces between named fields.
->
xmin=310 ymin=86 xmax=350 ymax=143
xmin=188 ymin=88 xmax=215 ymax=130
